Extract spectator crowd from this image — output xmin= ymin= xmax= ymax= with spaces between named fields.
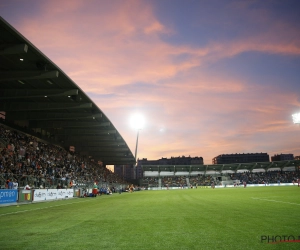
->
xmin=0 ymin=124 xmax=128 ymax=190
xmin=1 ymin=123 xmax=300 ymax=191
xmin=229 ymin=171 xmax=300 ymax=185
xmin=142 ymin=171 xmax=300 ymax=188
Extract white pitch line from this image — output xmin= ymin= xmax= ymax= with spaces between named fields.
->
xmin=251 ymin=197 xmax=300 ymax=206
xmin=0 ymin=199 xmax=94 ymax=217
xmin=253 ymin=196 xmax=280 ymax=199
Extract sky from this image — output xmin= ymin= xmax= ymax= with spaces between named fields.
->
xmin=1 ymin=0 xmax=300 ymax=164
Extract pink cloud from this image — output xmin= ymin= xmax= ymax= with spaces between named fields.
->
xmin=5 ymin=0 xmax=299 ymax=163
xmin=15 ymin=0 xmax=299 ymax=102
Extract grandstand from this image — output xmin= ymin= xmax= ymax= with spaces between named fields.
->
xmin=141 ymin=161 xmax=300 ymax=189
xmin=0 ymin=16 xmax=138 ymax=201
xmin=0 ymin=16 xmax=135 ymax=166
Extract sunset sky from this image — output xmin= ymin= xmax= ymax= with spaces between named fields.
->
xmin=1 ymin=0 xmax=300 ymax=164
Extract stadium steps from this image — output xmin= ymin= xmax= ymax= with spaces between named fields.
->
xmin=186 ymin=177 xmax=190 ymax=186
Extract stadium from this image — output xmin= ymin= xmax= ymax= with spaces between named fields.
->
xmin=1 ymin=17 xmax=300 ymax=250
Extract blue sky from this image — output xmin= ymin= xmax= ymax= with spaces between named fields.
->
xmin=1 ymin=0 xmax=300 ymax=164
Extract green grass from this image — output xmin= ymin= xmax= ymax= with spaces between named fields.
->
xmin=0 ymin=186 xmax=299 ymax=250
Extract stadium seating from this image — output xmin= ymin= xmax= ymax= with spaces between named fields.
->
xmin=0 ymin=124 xmax=128 ymax=190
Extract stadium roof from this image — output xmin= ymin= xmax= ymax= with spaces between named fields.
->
xmin=142 ymin=159 xmax=300 ymax=173
xmin=0 ymin=17 xmax=135 ymax=165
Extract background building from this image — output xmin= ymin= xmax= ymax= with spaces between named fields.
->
xmin=115 ymin=156 xmax=204 ymax=180
xmin=271 ymin=154 xmax=294 ymax=161
xmin=212 ymin=153 xmax=269 ymax=164
xmin=114 ymin=165 xmax=134 ymax=181
xmin=138 ymin=156 xmax=204 ymax=166
xmin=136 ymin=156 xmax=203 ymax=179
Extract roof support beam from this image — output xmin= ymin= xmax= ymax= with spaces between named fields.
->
xmin=89 ymin=152 xmax=133 ymax=157
xmin=0 ymin=89 xmax=78 ymax=100
xmin=0 ymin=44 xmax=28 ymax=55
xmin=0 ymin=70 xmax=59 ymax=81
xmin=103 ymin=160 xmax=135 ymax=165
xmin=235 ymin=164 xmax=241 ymax=173
xmin=53 ymin=127 xmax=115 ymax=135
xmin=221 ymin=164 xmax=225 ymax=172
xmin=65 ymin=141 xmax=125 ymax=147
xmin=83 ymin=156 xmax=133 ymax=161
xmin=30 ymin=120 xmax=110 ymax=128
xmin=0 ymin=102 xmax=92 ymax=111
xmin=5 ymin=111 xmax=102 ymax=121
xmin=75 ymin=146 xmax=129 ymax=152
xmin=57 ymin=134 xmax=121 ymax=141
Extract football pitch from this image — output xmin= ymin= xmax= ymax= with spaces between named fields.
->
xmin=0 ymin=186 xmax=299 ymax=250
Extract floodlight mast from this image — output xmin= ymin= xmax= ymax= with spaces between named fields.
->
xmin=134 ymin=129 xmax=140 ymax=162
xmin=130 ymin=113 xmax=145 ymax=179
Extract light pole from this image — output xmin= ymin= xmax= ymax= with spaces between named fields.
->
xmin=130 ymin=113 xmax=145 ymax=179
xmin=134 ymin=129 xmax=140 ymax=162
xmin=292 ymin=112 xmax=300 ymax=173
xmin=133 ymin=129 xmax=140 ymax=180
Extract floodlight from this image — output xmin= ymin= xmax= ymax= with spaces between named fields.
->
xmin=292 ymin=112 xmax=300 ymax=124
xmin=130 ymin=113 xmax=145 ymax=130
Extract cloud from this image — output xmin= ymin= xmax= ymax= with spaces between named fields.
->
xmin=3 ymin=0 xmax=299 ymax=163
xmin=13 ymin=0 xmax=299 ymax=101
